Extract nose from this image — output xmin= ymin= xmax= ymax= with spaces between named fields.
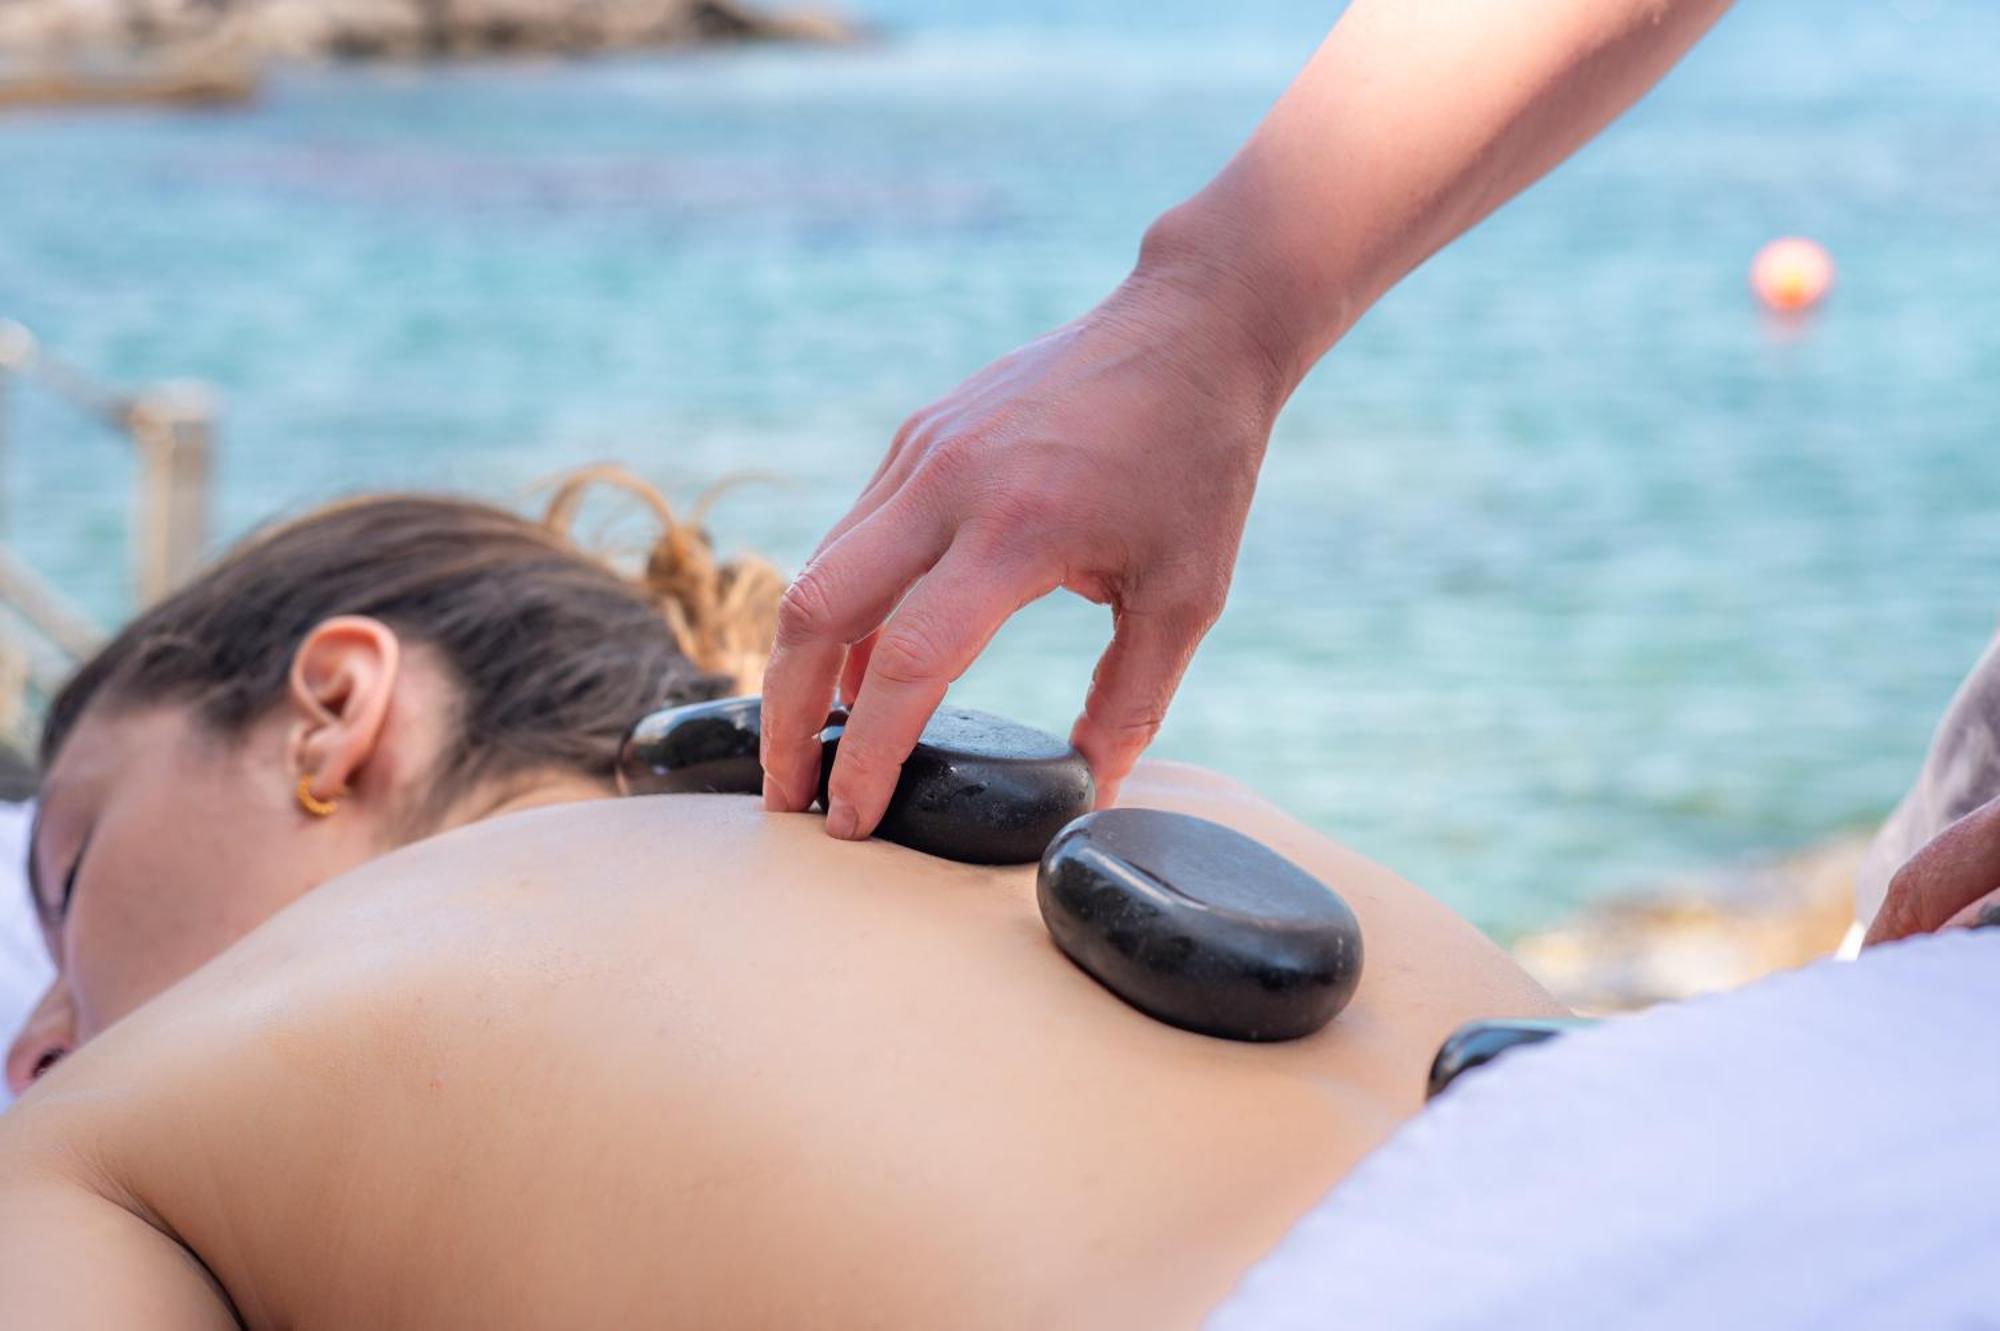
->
xmin=6 ymin=980 xmax=77 ymax=1098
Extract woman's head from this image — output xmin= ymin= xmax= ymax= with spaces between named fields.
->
xmin=8 ymin=471 xmax=779 ymax=1093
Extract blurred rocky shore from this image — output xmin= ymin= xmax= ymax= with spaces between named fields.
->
xmin=0 ymin=0 xmax=856 ymax=63
xmin=1511 ymin=835 xmax=1868 ymax=1013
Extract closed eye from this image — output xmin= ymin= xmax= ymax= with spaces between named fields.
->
xmin=57 ymin=830 xmax=91 ymax=922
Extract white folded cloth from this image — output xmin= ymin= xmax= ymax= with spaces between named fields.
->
xmin=1207 ymin=929 xmax=2000 ymax=1330
xmin=0 ymin=802 xmax=51 ymax=1111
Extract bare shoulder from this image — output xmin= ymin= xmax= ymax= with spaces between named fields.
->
xmin=0 ymin=1025 xmax=246 ymax=1328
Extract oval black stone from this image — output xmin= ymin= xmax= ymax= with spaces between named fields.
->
xmin=817 ymin=705 xmax=1095 ymax=865
xmin=617 ymin=695 xmax=767 ymax=796
xmin=1038 ymin=808 xmax=1364 ymax=1042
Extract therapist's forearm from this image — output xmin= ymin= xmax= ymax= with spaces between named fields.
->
xmin=1139 ymin=0 xmax=1735 ymax=392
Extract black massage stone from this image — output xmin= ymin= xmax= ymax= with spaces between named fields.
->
xmin=816 ymin=705 xmax=1095 ymax=865
xmin=1038 ymin=809 xmax=1363 ymax=1042
xmin=1425 ymin=1018 xmax=1587 ymax=1100
xmin=617 ymin=695 xmax=767 ymax=796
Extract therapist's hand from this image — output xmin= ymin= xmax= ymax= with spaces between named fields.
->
xmin=759 ymin=252 xmax=1292 ymax=839
xmin=1866 ymin=793 xmax=2000 ymax=946
xmin=758 ymin=0 xmax=1734 ymax=840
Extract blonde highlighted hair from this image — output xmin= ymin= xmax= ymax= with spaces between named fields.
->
xmin=542 ymin=465 xmax=783 ymax=696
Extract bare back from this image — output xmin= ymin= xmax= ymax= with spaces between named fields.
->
xmin=0 ymin=764 xmax=1558 ymax=1329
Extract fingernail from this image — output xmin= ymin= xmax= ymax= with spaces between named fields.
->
xmin=762 ymin=775 xmax=786 ymax=812
xmin=826 ymin=801 xmax=859 ymax=841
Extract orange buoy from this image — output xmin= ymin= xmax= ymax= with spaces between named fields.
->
xmin=1751 ymin=237 xmax=1834 ymax=313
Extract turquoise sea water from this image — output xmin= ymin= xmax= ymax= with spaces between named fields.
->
xmin=2 ymin=1 xmax=1998 ymax=935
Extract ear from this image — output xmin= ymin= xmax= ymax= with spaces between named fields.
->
xmin=286 ymin=616 xmax=402 ymax=807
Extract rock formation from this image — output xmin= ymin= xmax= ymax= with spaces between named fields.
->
xmin=1510 ymin=835 xmax=1865 ymax=1013
xmin=0 ymin=0 xmax=856 ymax=62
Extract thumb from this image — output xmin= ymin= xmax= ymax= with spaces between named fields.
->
xmin=1069 ymin=600 xmax=1214 ymax=808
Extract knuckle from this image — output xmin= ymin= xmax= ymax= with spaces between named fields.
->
xmin=775 ymin=569 xmax=837 ymax=644
xmin=1083 ymin=673 xmax=1169 ymax=740
xmin=918 ymin=430 xmax=983 ymax=489
xmin=870 ymin=620 xmax=954 ymax=686
xmin=890 ymin=409 xmax=934 ymax=455
xmin=1157 ymin=576 xmax=1227 ymax=638
xmin=1093 ymin=705 xmax=1166 ymax=740
xmin=976 ymin=477 xmax=1065 ymax=540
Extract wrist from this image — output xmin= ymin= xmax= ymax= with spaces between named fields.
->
xmin=1129 ymin=193 xmax=1336 ymax=406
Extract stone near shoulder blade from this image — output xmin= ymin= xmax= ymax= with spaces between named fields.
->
xmin=1038 ymin=809 xmax=1364 ymax=1042
xmin=620 ymin=698 xmax=1092 ymax=866
xmin=617 ymin=695 xmax=766 ymax=796
xmin=817 ymin=706 xmax=1095 ymax=865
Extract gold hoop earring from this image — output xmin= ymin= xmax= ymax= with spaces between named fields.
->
xmin=296 ymin=775 xmax=341 ymax=818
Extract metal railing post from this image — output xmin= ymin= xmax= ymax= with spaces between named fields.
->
xmin=0 ymin=641 xmax=26 ymax=754
xmin=130 ymin=382 xmax=214 ymax=605
xmin=0 ymin=318 xmax=218 ymax=737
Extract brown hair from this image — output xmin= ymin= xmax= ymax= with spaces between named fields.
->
xmin=40 ymin=468 xmax=781 ymax=818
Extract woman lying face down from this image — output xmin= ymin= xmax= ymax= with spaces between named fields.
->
xmin=10 ymin=473 xmax=781 ymax=1090
xmin=0 ymin=477 xmax=1561 ymax=1329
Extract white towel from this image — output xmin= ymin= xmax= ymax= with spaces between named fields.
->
xmin=0 ymin=802 xmax=51 ymax=1110
xmin=1207 ymin=929 xmax=2000 ymax=1330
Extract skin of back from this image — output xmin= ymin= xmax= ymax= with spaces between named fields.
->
xmin=0 ymin=763 xmax=1559 ymax=1329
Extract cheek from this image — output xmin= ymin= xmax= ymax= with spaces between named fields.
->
xmin=44 ymin=706 xmax=371 ymax=1040
xmin=64 ymin=817 xmax=307 ymax=1040
xmin=65 ymin=845 xmax=229 ymax=1040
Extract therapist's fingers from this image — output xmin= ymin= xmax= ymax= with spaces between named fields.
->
xmin=1940 ymin=884 xmax=2000 ymax=934
xmin=824 ymin=541 xmax=1055 ymax=839
xmin=763 ymin=271 xmax=1287 ymax=836
xmin=761 ymin=498 xmax=952 ymax=813
xmin=803 ymin=412 xmax=941 ymax=571
xmin=1866 ymin=793 xmax=2000 ymax=946
xmin=1069 ymin=592 xmax=1220 ymax=809
xmin=806 ymin=440 xmax=919 ymax=569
